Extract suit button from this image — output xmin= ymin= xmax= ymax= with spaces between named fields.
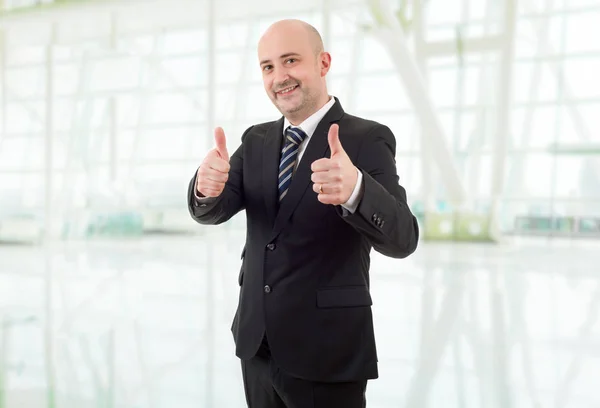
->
xmin=266 ymin=243 xmax=276 ymax=251
xmin=372 ymin=213 xmax=378 ymax=222
xmin=380 ymin=220 xmax=385 ymax=228
xmin=264 ymin=285 xmax=271 ymax=293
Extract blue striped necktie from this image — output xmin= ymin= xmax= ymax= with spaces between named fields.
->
xmin=278 ymin=126 xmax=307 ymax=202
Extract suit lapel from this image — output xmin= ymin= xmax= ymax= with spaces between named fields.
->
xmin=262 ymin=117 xmax=284 ymax=226
xmin=269 ymin=98 xmax=345 ymax=241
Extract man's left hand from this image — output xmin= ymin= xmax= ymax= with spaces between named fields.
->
xmin=311 ymin=124 xmax=358 ymax=205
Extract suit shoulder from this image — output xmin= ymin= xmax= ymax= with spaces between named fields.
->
xmin=236 ymin=120 xmax=278 ymax=143
xmin=250 ymin=119 xmax=280 ymax=134
xmin=243 ymin=120 xmax=278 ymax=138
xmin=340 ymin=113 xmax=394 ymax=138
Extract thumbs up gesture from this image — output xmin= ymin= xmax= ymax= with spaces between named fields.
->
xmin=310 ymin=124 xmax=358 ymax=205
xmin=195 ymin=127 xmax=231 ymax=198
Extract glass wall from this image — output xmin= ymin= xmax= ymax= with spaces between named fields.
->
xmin=1 ymin=0 xmax=599 ymax=240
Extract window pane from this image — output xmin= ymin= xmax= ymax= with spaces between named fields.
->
xmin=358 ymin=38 xmax=394 ymax=74
xmin=6 ymin=67 xmax=45 ymax=99
xmin=354 ymin=75 xmax=410 ymax=112
xmin=513 ymin=62 xmax=559 ymax=103
xmin=563 ymin=57 xmax=600 ymax=99
xmin=508 ymin=153 xmax=554 ymax=197
xmin=566 ymin=11 xmax=600 ymax=53
xmin=157 ymin=56 xmax=207 ymax=89
xmin=365 ymin=113 xmax=419 ymax=153
xmin=6 ymin=102 xmax=44 ymax=134
xmin=163 ymin=29 xmax=207 ymax=55
xmin=511 ymin=106 xmax=560 ymax=148
xmin=429 ymin=67 xmax=457 ymax=108
xmin=90 ymin=58 xmax=141 ymax=92
xmin=147 ymin=93 xmax=205 ymax=124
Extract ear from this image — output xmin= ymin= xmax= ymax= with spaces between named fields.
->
xmin=319 ymin=52 xmax=331 ymax=77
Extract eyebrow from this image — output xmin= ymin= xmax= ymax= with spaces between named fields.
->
xmin=260 ymin=52 xmax=300 ymax=65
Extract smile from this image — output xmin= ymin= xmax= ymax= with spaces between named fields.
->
xmin=276 ymin=85 xmax=298 ymax=95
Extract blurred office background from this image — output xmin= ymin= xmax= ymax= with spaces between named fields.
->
xmin=0 ymin=0 xmax=599 ymax=406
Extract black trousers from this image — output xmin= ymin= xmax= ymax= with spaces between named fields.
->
xmin=240 ymin=335 xmax=368 ymax=408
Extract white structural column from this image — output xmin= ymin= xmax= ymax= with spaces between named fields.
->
xmin=345 ymin=20 xmax=363 ymax=112
xmin=44 ymin=26 xmax=57 ymax=241
xmin=109 ymin=12 xmax=118 ymax=184
xmin=507 ymin=0 xmax=554 ymax=208
xmin=321 ymin=0 xmax=331 ymax=48
xmin=366 ymin=0 xmax=467 ymax=206
xmin=0 ymin=316 xmax=7 ymax=408
xmin=489 ymin=0 xmax=517 ymax=238
xmin=412 ymin=0 xmax=435 ymax=213
xmin=231 ymin=22 xmax=256 ymax=126
xmin=44 ymin=24 xmax=58 ymax=408
xmin=206 ymin=3 xmax=216 ymax=153
xmin=205 ymin=1 xmax=216 ymax=407
xmin=0 ymin=28 xmax=5 ymax=151
xmin=411 ymin=0 xmax=437 ymax=388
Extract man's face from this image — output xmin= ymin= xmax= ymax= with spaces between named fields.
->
xmin=258 ymin=28 xmax=327 ymax=120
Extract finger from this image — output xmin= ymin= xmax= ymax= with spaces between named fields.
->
xmin=327 ymin=124 xmax=343 ymax=156
xmin=313 ymin=183 xmax=328 ymax=195
xmin=312 ymin=183 xmax=341 ymax=195
xmin=311 ymin=158 xmax=339 ymax=173
xmin=199 ymin=165 xmax=228 ymax=183
xmin=214 ymin=127 xmax=229 ymax=161
xmin=198 ymin=188 xmax=222 ymax=198
xmin=196 ymin=180 xmax=223 ymax=197
xmin=205 ymin=156 xmax=230 ymax=173
xmin=317 ymin=190 xmax=343 ymax=205
xmin=311 ymin=168 xmax=342 ymax=184
xmin=317 ymin=194 xmax=336 ymax=205
xmin=198 ymin=179 xmax=225 ymax=193
xmin=203 ymin=171 xmax=229 ymax=184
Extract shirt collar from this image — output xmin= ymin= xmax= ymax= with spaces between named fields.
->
xmin=283 ymin=95 xmax=336 ymax=139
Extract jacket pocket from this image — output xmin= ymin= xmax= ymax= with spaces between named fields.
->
xmin=238 ymin=246 xmax=246 ymax=286
xmin=238 ymin=267 xmax=244 ymax=286
xmin=316 ymin=286 xmax=372 ymax=308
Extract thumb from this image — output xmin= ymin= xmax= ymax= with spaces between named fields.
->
xmin=328 ymin=124 xmax=343 ymax=156
xmin=214 ymin=127 xmax=229 ymax=161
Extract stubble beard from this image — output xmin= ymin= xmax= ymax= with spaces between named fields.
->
xmin=273 ymin=86 xmax=319 ymax=122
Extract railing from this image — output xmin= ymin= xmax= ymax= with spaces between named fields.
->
xmin=514 ymin=215 xmax=600 ymax=237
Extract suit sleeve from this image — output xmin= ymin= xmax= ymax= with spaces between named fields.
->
xmin=187 ymin=126 xmax=253 ymax=225
xmin=336 ymin=124 xmax=419 ymax=259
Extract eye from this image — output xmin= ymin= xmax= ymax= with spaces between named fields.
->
xmin=286 ymin=58 xmax=297 ymax=64
xmin=262 ymin=65 xmax=273 ymax=71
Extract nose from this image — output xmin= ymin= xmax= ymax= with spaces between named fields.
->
xmin=273 ymin=68 xmax=289 ymax=87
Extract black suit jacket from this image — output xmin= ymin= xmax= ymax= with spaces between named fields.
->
xmin=188 ymin=98 xmax=419 ymax=382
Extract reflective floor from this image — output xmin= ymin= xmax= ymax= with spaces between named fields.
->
xmin=0 ymin=228 xmax=599 ymax=407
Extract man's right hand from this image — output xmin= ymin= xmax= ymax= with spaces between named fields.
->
xmin=195 ymin=127 xmax=231 ymax=198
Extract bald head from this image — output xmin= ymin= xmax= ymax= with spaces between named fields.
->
xmin=260 ymin=19 xmax=324 ymax=56
xmin=257 ymin=19 xmax=332 ymax=125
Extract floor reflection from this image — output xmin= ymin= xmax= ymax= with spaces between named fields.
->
xmin=0 ymin=232 xmax=598 ymax=407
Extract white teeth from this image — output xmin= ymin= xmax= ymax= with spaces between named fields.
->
xmin=279 ymin=86 xmax=296 ymax=93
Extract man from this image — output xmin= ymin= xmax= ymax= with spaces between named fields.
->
xmin=188 ymin=19 xmax=419 ymax=408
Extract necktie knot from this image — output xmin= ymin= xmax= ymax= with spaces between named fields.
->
xmin=285 ymin=126 xmax=307 ymax=146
